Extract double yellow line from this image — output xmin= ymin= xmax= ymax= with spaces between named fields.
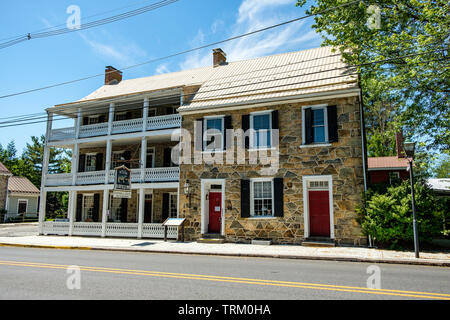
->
xmin=0 ymin=259 xmax=449 ymax=300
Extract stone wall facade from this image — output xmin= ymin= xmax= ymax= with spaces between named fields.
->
xmin=178 ymin=96 xmax=367 ymax=245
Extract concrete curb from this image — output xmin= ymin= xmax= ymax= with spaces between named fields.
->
xmin=1 ymin=242 xmax=448 ymax=267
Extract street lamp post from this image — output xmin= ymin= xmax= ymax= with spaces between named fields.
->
xmin=404 ymin=141 xmax=420 ymax=258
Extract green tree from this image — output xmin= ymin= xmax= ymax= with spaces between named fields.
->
xmin=434 ymin=157 xmax=450 ymax=178
xmin=296 ymin=0 xmax=449 ymax=155
xmin=357 ymin=180 xmax=447 ymax=249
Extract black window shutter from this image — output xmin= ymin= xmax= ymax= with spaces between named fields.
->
xmin=78 ymin=154 xmax=85 ymax=173
xmin=224 ymin=115 xmax=232 ymax=150
xmin=271 ymin=110 xmax=279 ymax=129
xmin=162 ymin=193 xmax=169 ymax=221
xmin=96 ymin=153 xmax=103 ymax=171
xmin=327 ymin=105 xmax=338 ymax=143
xmin=304 ymin=107 xmax=313 ymax=144
xmin=93 ymin=194 xmax=100 ymax=222
xmin=273 ymin=178 xmax=284 ymax=217
xmin=76 ymin=194 xmax=83 ymax=222
xmin=120 ymin=198 xmax=128 ymax=222
xmin=242 ymin=115 xmax=250 ymax=149
xmin=195 ymin=119 xmax=203 ymax=151
xmin=241 ymin=179 xmax=250 ymax=218
xmin=163 ymin=148 xmax=172 ymax=167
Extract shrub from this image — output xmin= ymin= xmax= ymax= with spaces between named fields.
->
xmin=357 ymin=180 xmax=446 ymax=249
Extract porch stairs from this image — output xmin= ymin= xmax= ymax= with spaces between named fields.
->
xmin=302 ymin=237 xmax=335 ymax=247
xmin=197 ymin=233 xmax=226 ymax=244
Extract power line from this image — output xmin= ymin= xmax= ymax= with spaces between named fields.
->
xmin=0 ymin=0 xmax=362 ymax=99
xmin=0 ymin=52 xmax=446 ymax=129
xmin=0 ymin=0 xmax=179 ymax=50
xmin=0 ymin=0 xmax=159 ymax=42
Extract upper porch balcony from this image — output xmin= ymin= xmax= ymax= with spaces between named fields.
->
xmin=47 ymin=98 xmax=182 ymax=143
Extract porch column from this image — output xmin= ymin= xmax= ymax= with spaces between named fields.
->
xmin=38 ymin=115 xmax=52 ymax=235
xmin=140 ymin=137 xmax=147 ymax=182
xmin=75 ymin=108 xmax=81 ymax=138
xmin=101 ymin=189 xmax=109 ymax=237
xmin=108 ymin=103 xmax=115 ymax=135
xmin=142 ymin=97 xmax=149 ymax=132
xmin=105 ymin=139 xmax=112 ymax=184
xmin=137 ymin=187 xmax=145 ymax=238
xmin=72 ymin=143 xmax=79 ymax=186
xmin=68 ymin=191 xmax=76 ymax=236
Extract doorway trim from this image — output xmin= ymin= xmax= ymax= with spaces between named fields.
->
xmin=201 ymin=179 xmax=226 ymax=236
xmin=302 ymin=175 xmax=334 ymax=239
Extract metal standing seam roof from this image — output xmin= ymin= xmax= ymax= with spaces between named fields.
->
xmin=0 ymin=161 xmax=11 ymax=175
xmin=7 ymin=176 xmax=40 ymax=195
xmin=50 ymin=46 xmax=358 ymax=112
xmin=180 ymin=46 xmax=359 ymax=111
xmin=368 ymin=156 xmax=410 ymax=169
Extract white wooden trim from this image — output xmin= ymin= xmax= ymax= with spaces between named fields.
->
xmin=302 ymin=175 xmax=334 ymax=239
xmin=200 ymin=179 xmax=226 ymax=235
xmin=249 ymin=178 xmax=275 ymax=217
xmin=301 ymin=104 xmax=329 ymax=145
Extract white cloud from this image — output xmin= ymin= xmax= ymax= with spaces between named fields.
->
xmin=79 ymin=31 xmax=148 ymax=67
xmin=155 ymin=63 xmax=171 ymax=74
xmin=179 ymin=0 xmax=321 ymax=69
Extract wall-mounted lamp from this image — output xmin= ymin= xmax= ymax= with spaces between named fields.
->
xmin=183 ymin=180 xmax=191 ymax=207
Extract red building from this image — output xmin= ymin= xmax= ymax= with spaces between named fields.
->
xmin=368 ymin=132 xmax=411 ymax=185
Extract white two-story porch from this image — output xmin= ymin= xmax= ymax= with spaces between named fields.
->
xmin=39 ymin=86 xmax=185 ymax=240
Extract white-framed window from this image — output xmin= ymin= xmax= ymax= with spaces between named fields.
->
xmin=18 ymin=199 xmax=28 ymax=214
xmin=169 ymin=192 xmax=178 ymax=218
xmin=82 ymin=194 xmax=94 ymax=221
xmin=114 ymin=112 xmax=127 ymax=122
xmin=302 ymin=105 xmax=329 ymax=144
xmin=87 ymin=116 xmax=99 ymax=125
xmin=250 ymin=179 xmax=274 ymax=217
xmin=109 ymin=196 xmax=123 ymax=222
xmin=250 ymin=111 xmax=272 ymax=149
xmin=203 ymin=116 xmax=224 ymax=151
xmin=389 ymin=172 xmax=400 ymax=184
xmin=85 ymin=153 xmax=97 ymax=172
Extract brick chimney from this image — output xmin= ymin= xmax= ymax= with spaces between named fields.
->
xmin=105 ymin=66 xmax=122 ymax=85
xmin=395 ymin=131 xmax=405 ymax=158
xmin=213 ymin=48 xmax=227 ymax=67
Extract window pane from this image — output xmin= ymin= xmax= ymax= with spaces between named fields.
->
xmin=253 ymin=114 xmax=270 ymax=130
xmin=313 ymin=126 xmax=325 ymax=143
xmin=205 ymin=118 xmax=223 ymax=150
xmin=253 ymin=114 xmax=271 ymax=148
xmin=312 ymin=109 xmax=324 ymax=126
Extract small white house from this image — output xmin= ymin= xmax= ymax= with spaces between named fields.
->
xmin=5 ymin=176 xmax=40 ymax=221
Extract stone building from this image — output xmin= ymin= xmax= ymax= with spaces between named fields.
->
xmin=39 ymin=46 xmax=368 ymax=246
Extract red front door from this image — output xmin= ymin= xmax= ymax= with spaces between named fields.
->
xmin=309 ymin=190 xmax=330 ymax=237
xmin=208 ymin=192 xmax=222 ymax=233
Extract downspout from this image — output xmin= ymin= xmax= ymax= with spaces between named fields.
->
xmin=4 ymin=175 xmax=10 ymax=222
xmin=358 ymin=77 xmax=371 ymax=247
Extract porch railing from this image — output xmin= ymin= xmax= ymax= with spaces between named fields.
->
xmin=48 ymin=114 xmax=182 ymax=142
xmin=45 ymin=173 xmax=73 ymax=186
xmin=41 ymin=221 xmax=177 ymax=239
xmin=76 ymin=171 xmax=106 ymax=185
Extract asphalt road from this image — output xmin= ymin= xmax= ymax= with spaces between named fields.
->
xmin=0 ymin=246 xmax=449 ymax=300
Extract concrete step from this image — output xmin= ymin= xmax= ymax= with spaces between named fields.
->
xmin=201 ymin=233 xmax=224 ymax=239
xmin=197 ymin=238 xmax=226 ymax=244
xmin=302 ymin=238 xmax=335 ymax=247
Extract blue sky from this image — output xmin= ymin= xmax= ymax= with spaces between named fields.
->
xmin=0 ymin=0 xmax=321 ymax=153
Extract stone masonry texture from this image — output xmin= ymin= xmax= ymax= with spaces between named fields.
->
xmin=178 ymin=97 xmax=366 ymax=245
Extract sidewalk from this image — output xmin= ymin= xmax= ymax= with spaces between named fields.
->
xmin=0 ymin=235 xmax=449 ymax=266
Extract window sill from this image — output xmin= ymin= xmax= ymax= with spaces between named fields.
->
xmin=201 ymin=150 xmax=226 ymax=154
xmin=247 ymin=216 xmax=277 ymax=220
xmin=248 ymin=147 xmax=276 ymax=152
xmin=299 ymin=143 xmax=332 ymax=148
